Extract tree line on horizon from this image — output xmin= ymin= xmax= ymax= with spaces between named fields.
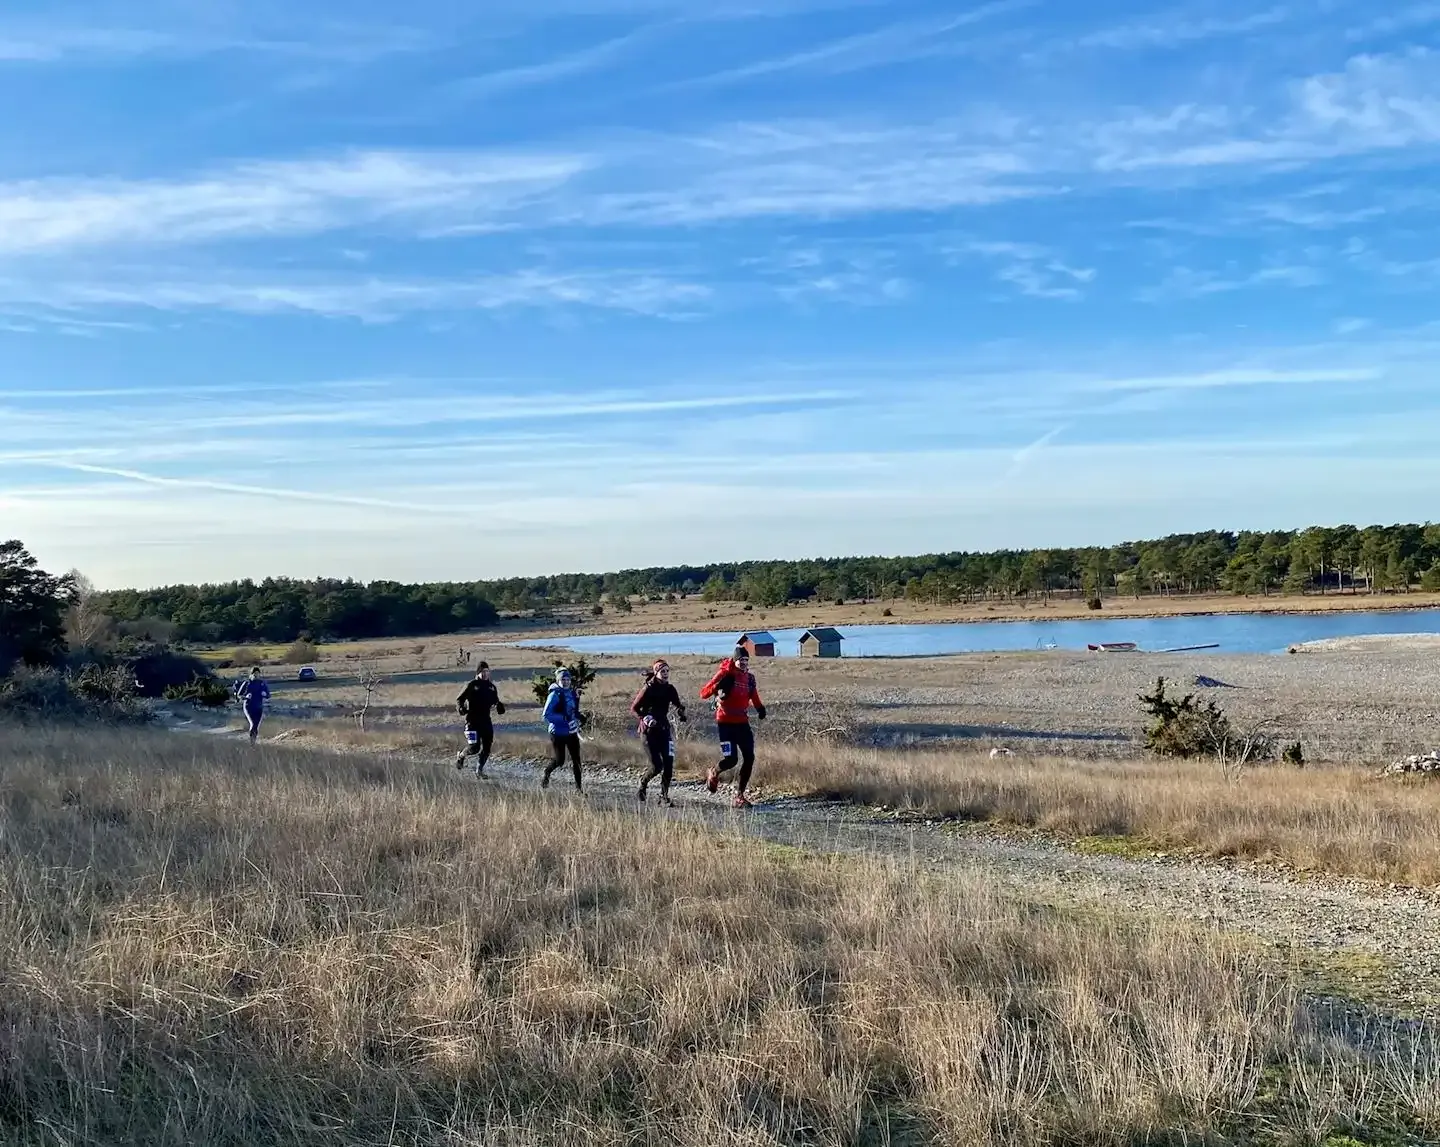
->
xmin=92 ymin=521 xmax=1440 ymax=645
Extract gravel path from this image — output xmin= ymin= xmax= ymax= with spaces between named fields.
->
xmin=430 ymin=748 xmax=1440 ymax=1017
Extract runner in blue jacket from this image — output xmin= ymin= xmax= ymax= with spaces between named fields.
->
xmin=541 ymin=668 xmax=587 ymax=791
xmin=236 ymin=667 xmax=271 ymax=745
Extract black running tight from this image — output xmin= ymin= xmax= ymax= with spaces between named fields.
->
xmin=640 ymin=727 xmax=674 ymax=796
xmin=715 ymin=722 xmax=756 ymax=795
xmin=546 ymin=733 xmax=583 ymax=790
xmin=460 ymin=724 xmax=494 ymax=768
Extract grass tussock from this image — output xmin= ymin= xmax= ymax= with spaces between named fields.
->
xmin=753 ymin=742 xmax=1440 ymax=886
xmin=1 ymin=725 xmax=1437 ymax=1145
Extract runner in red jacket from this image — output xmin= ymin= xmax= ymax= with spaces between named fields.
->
xmin=698 ymin=645 xmax=767 ymax=807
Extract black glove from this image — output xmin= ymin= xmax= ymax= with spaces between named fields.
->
xmin=716 ymin=673 xmax=734 ymax=698
xmin=756 ymin=704 xmax=767 ymax=721
xmin=496 ymin=702 xmax=506 ymax=716
xmin=678 ymin=710 xmax=688 ymax=723
xmin=456 ymin=704 xmax=466 ymax=716
xmin=578 ymin=712 xmax=591 ymax=728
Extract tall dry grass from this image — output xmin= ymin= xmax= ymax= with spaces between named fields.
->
xmin=1 ymin=725 xmax=1437 ymax=1145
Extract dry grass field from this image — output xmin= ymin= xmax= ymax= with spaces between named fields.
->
xmin=265 ymin=716 xmax=1440 ymax=889
xmin=2 ymin=724 xmax=1437 ymax=1145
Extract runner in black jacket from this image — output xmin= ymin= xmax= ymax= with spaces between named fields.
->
xmin=630 ymin=660 xmax=686 ymax=805
xmin=455 ymin=662 xmax=505 ymax=776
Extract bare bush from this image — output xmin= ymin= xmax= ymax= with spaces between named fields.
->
xmin=352 ymin=662 xmax=386 ymax=731
xmin=281 ymin=639 xmax=319 ymax=665
xmin=773 ymin=688 xmax=860 ymax=747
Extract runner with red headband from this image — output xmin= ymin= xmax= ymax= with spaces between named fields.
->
xmin=630 ymin=659 xmax=687 ymax=806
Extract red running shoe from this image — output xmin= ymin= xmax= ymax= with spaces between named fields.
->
xmin=705 ymin=768 xmax=719 ymax=794
xmin=732 ymin=792 xmax=753 ymax=809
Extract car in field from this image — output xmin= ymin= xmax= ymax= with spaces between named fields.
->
xmin=296 ymin=666 xmax=317 ymax=682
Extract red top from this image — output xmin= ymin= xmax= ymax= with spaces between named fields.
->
xmin=699 ymin=659 xmax=763 ymax=724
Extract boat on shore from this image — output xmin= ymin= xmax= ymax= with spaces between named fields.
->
xmin=1087 ymin=642 xmax=1138 ymax=652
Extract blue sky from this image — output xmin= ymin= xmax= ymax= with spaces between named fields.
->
xmin=3 ymin=0 xmax=1440 ymax=588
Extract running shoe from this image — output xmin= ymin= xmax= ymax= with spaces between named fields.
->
xmin=455 ymin=752 xmax=467 ymax=770
xmin=659 ymin=795 xmax=676 ymax=808
xmin=706 ymin=768 xmax=720 ymax=794
xmin=540 ymin=769 xmax=552 ymax=790
xmin=732 ymin=793 xmax=753 ymax=809
xmin=637 ymin=785 xmax=648 ymax=803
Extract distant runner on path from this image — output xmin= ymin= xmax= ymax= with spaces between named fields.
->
xmin=630 ymin=660 xmax=687 ymax=807
xmin=455 ymin=661 xmax=506 ymax=777
xmin=542 ymin=667 xmax=587 ymax=792
xmin=235 ymin=667 xmax=271 ymax=745
xmin=699 ymin=645 xmax=767 ymax=808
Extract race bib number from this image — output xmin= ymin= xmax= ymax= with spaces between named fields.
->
xmin=466 ymin=730 xmax=479 ymax=745
xmin=719 ymin=741 xmax=733 ymax=756
xmin=668 ymin=740 xmax=676 ymax=757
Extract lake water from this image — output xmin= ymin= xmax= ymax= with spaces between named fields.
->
xmin=516 ymin=607 xmax=1440 ymax=658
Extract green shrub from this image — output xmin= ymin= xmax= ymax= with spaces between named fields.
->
xmin=530 ymin=657 xmax=597 ymax=703
xmin=1138 ymin=677 xmax=1274 ymax=765
xmin=163 ymin=674 xmax=231 ymax=708
xmin=0 ymin=666 xmax=148 ymax=724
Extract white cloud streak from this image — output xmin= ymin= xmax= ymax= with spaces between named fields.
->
xmin=448 ymin=27 xmax=657 ymax=98
xmin=49 ymin=462 xmax=448 ymax=512
xmin=1 ymin=269 xmax=712 ymax=320
xmin=0 ymin=150 xmax=586 ymax=254
xmin=1073 ymin=6 xmax=1291 ymax=52
xmin=0 ymin=15 xmax=433 ymax=64
xmin=669 ymin=0 xmax=1027 ymax=89
xmin=1086 ymin=367 xmax=1381 ymax=393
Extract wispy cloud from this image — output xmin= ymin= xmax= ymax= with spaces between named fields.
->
xmin=447 ymin=27 xmax=659 ymax=98
xmin=0 ymin=269 xmax=713 ymax=320
xmin=1346 ymin=2 xmax=1440 ymax=41
xmin=668 ymin=0 xmax=1026 ymax=89
xmin=955 ymin=240 xmax=1095 ymax=300
xmin=1138 ymin=262 xmax=1326 ymax=301
xmin=1086 ymin=367 xmax=1381 ymax=393
xmin=1089 ymin=48 xmax=1440 ymax=172
xmin=49 ymin=462 xmax=446 ymax=512
xmin=1071 ymin=6 xmax=1291 ymax=52
xmin=0 ymin=150 xmax=586 ymax=254
xmin=0 ymin=15 xmax=433 ymax=64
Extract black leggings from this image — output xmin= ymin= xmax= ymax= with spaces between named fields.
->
xmin=545 ymin=734 xmax=583 ymax=790
xmin=716 ymin=723 xmax=756 ymax=794
xmin=460 ymin=723 xmax=494 ymax=768
xmin=640 ymin=726 xmax=674 ymax=795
